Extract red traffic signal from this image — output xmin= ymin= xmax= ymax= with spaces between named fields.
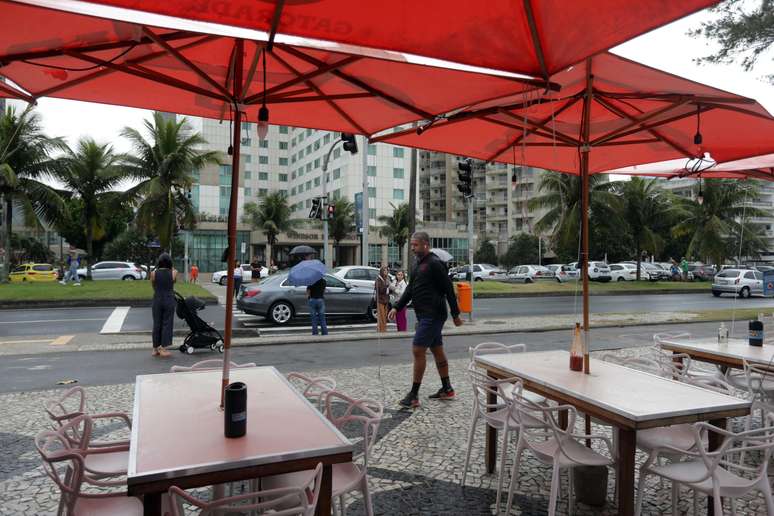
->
xmin=327 ymin=204 xmax=335 ymax=219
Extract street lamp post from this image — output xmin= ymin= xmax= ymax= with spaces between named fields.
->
xmin=321 ymin=134 xmax=358 ymax=265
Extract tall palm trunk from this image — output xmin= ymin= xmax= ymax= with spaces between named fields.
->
xmin=2 ymin=195 xmax=11 ymax=282
xmin=635 ymin=242 xmax=641 ymax=281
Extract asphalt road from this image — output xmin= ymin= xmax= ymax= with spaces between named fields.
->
xmin=2 ymin=292 xmax=773 ymax=338
xmin=0 ymin=321 xmax=738 ymax=393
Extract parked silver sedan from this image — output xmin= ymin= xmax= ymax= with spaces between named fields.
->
xmin=712 ymin=269 xmax=763 ymax=298
xmin=236 ymin=272 xmax=377 ymax=324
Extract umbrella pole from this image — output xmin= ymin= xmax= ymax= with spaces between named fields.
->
xmin=221 ymin=39 xmax=244 ymax=409
xmin=581 ymin=58 xmax=593 ymax=375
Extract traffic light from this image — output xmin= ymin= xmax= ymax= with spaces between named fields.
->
xmin=457 ymin=158 xmax=473 ymax=197
xmin=309 ymin=198 xmax=321 ymax=219
xmin=341 ymin=133 xmax=358 ymax=154
xmin=327 ymin=203 xmax=335 ymax=220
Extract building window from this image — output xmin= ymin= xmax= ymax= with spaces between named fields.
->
xmin=279 ymin=173 xmax=288 ymax=182
xmin=333 ymin=148 xmax=341 ymax=159
xmin=279 ymin=125 xmax=289 ymax=134
xmin=279 ymin=189 xmax=288 ymax=197
xmin=279 ymin=157 xmax=288 ymax=166
xmin=279 ymin=141 xmax=288 ymax=150
xmin=333 ymin=168 xmax=341 ymax=180
xmin=241 ymin=122 xmax=251 ymax=131
xmin=368 ymin=187 xmax=376 ymax=198
xmin=291 ymin=186 xmax=296 ymax=195
xmin=306 ymin=181 xmax=312 ymax=191
xmin=259 ymin=139 xmax=268 ymax=148
xmin=368 ymin=144 xmax=376 ymax=156
xmin=314 ymin=176 xmax=320 ymax=187
xmin=393 ymin=147 xmax=404 ymax=158
xmin=306 ymin=129 xmax=312 ymax=136
xmin=245 ymin=187 xmax=252 ymax=197
xmin=244 ymin=170 xmax=251 ymax=180
xmin=393 ymin=189 xmax=404 ymax=200
xmin=219 ymin=165 xmax=232 ymax=186
xmin=314 ymin=158 xmax=320 ymax=168
xmin=291 ymin=155 xmax=296 ymax=164
xmin=291 ymin=171 xmax=296 ymax=180
xmin=241 ymin=137 xmax=251 ymax=146
xmin=324 ymin=133 xmax=331 ymax=144
xmin=368 ymin=208 xmax=376 ymax=219
xmin=259 ymin=188 xmax=268 ymax=196
xmin=306 ymin=163 xmax=312 ymax=172
xmin=259 ymin=156 xmax=269 ymax=164
xmin=259 ymin=172 xmax=269 ymax=181
xmin=306 ymin=145 xmax=312 ymax=155
xmin=243 ymin=154 xmax=251 ymax=163
xmin=332 ymin=189 xmax=341 ymax=199
xmin=393 ymin=167 xmax=404 ymax=179
xmin=314 ymin=140 xmax=321 ymax=151
xmin=306 ymin=198 xmax=311 ymax=208
xmin=367 ymin=166 xmax=376 ymax=177
xmin=368 ymin=244 xmax=381 ymax=265
xmin=291 ymin=137 xmax=296 ymax=146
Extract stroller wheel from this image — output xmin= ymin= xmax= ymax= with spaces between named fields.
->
xmin=218 ymin=344 xmax=224 ymax=353
xmin=210 ymin=343 xmax=217 ymax=350
xmin=178 ymin=344 xmax=186 ymax=353
xmin=185 ymin=345 xmax=195 ymax=355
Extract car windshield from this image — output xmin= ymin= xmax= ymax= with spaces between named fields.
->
xmin=331 ymin=267 xmax=345 ymax=274
xmin=716 ymin=270 xmax=741 ymax=278
xmin=590 ymin=262 xmax=606 ymax=267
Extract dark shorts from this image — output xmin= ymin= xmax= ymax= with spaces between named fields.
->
xmin=413 ymin=317 xmax=445 ymax=348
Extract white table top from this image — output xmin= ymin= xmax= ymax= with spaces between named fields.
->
xmin=128 ymin=366 xmax=352 ymax=485
xmin=475 ymin=350 xmax=749 ymax=426
xmin=660 ymin=337 xmax=774 ymax=368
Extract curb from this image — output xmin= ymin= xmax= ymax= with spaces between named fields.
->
xmin=0 ymin=297 xmax=219 ymax=310
xmin=120 ymin=327 xmax=259 ymax=338
xmin=473 ymin=289 xmax=708 ymax=299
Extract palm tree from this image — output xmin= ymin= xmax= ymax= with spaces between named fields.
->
xmin=53 ymin=138 xmax=128 ymax=280
xmin=0 ymin=106 xmax=65 ymax=282
xmin=122 ymin=112 xmax=221 ymax=252
xmin=242 ymin=191 xmax=300 ymax=264
xmin=327 ymin=198 xmax=355 ymax=266
xmin=616 ymin=177 xmax=671 ymax=279
xmin=377 ymin=203 xmax=414 ymax=269
xmin=529 ymin=172 xmax=621 ymax=262
xmin=672 ymin=179 xmax=766 ymax=267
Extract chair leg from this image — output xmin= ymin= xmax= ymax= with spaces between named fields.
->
xmin=671 ymin=481 xmax=679 ymax=516
xmin=340 ymin=494 xmax=347 ymax=516
xmin=634 ymin=470 xmax=648 ymax=516
xmin=547 ymin=465 xmax=561 ymax=516
xmin=461 ymin=414 xmax=478 ymax=487
xmin=568 ymin=468 xmax=574 ymax=516
xmin=712 ymin=484 xmax=723 ymax=516
xmin=693 ymin=490 xmax=698 ymax=516
xmin=730 ymin=497 xmax=737 ymax=516
xmin=762 ymin=477 xmax=774 ymax=515
xmin=504 ymin=439 xmax=525 ymax=516
xmin=362 ymin=477 xmax=374 ymax=516
xmin=495 ymin=427 xmax=510 ymax=511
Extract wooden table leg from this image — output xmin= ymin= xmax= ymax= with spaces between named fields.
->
xmin=707 ymin=419 xmax=726 ymax=516
xmin=316 ymin=464 xmax=333 ymax=516
xmin=617 ymin=428 xmax=636 ymax=516
xmin=142 ymin=493 xmax=162 ymax=516
xmin=558 ymin=408 xmax=568 ymax=430
xmin=485 ymin=384 xmax=497 ymax=474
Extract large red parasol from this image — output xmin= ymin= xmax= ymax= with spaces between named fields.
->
xmin=372 ymin=52 xmax=774 ymax=388
xmin=606 ymin=153 xmax=774 ymax=181
xmin=25 ymin=0 xmax=719 ymax=78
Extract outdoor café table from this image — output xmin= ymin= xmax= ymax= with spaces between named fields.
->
xmin=659 ymin=336 xmax=774 ymax=371
xmin=474 ymin=350 xmax=750 ymax=516
xmin=127 ymin=366 xmax=353 ymax=516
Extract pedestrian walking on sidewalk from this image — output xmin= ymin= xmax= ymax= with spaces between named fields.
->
xmin=389 ymin=231 xmax=462 ymax=408
xmin=151 ymin=253 xmax=176 ymax=357
xmin=390 ymin=270 xmax=408 ymax=332
xmin=233 ymin=261 xmax=243 ymax=299
xmin=189 ymin=263 xmax=199 ymax=284
xmin=59 ymin=252 xmax=81 ymax=286
xmin=375 ymin=265 xmax=391 ymax=332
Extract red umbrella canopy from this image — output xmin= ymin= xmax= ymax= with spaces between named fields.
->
xmin=0 ymin=1 xmax=544 ymax=135
xmin=372 ymin=53 xmax=774 ymax=174
xmin=31 ymin=0 xmax=719 ymax=78
xmin=607 ymin=153 xmax=774 ymax=181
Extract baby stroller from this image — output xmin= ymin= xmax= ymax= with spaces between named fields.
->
xmin=174 ymin=292 xmax=224 ymax=354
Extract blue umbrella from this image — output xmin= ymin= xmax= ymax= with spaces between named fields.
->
xmin=288 ymin=259 xmax=327 ymax=287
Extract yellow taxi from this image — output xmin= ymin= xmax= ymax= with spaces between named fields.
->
xmin=9 ymin=263 xmax=58 ymax=282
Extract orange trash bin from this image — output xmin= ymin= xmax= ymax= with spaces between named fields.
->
xmin=456 ymin=282 xmax=472 ymax=313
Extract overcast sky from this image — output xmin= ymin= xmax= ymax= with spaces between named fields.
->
xmin=10 ymin=8 xmax=774 ymax=154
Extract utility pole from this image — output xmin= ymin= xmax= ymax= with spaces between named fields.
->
xmin=458 ymin=158 xmax=474 ymax=321
xmin=361 ymin=135 xmax=369 ymax=266
xmin=467 ymin=195 xmax=474 ymax=322
xmin=184 ymin=230 xmax=189 ymax=282
xmin=321 ymin=133 xmax=358 ymax=265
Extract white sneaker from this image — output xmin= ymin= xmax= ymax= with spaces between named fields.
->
xmin=59 ymin=281 xmax=66 ymax=285
xmin=73 ymin=282 xmax=81 ymax=286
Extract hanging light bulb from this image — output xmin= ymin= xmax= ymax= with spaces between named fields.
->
xmin=256 ymin=48 xmax=269 ymax=141
xmin=697 ymin=177 xmax=704 ymax=205
xmin=693 ymin=104 xmax=703 ymax=146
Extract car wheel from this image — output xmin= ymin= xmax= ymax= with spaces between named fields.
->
xmin=712 ymin=290 xmax=721 ymax=297
xmin=739 ymin=286 xmax=751 ymax=299
xmin=556 ymin=277 xmax=562 ymax=283
xmin=78 ymin=275 xmax=86 ymax=281
xmin=617 ymin=277 xmax=625 ymax=282
xmin=524 ymin=278 xmax=533 ymax=284
xmin=218 ymin=344 xmax=224 ymax=353
xmin=269 ymin=301 xmax=294 ymax=325
xmin=219 ymin=276 xmax=227 ymax=286
xmin=367 ymin=303 xmax=378 ymax=321
xmin=122 ymin=275 xmax=135 ymax=281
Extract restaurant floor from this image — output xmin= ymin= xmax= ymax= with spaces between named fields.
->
xmin=1 ymin=348 xmax=768 ymax=515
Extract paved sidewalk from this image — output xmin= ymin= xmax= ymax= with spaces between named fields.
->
xmin=1 ymin=348 xmax=767 ymax=515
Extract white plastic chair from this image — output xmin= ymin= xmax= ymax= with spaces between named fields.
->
xmin=504 ymin=397 xmax=615 ymax=516
xmin=262 ymin=390 xmax=383 ymax=516
xmin=468 ymin=342 xmax=547 ymax=405
xmin=286 ymin=372 xmax=337 ymax=411
xmin=45 ymin=386 xmax=132 ymax=448
xmin=169 ymin=359 xmax=257 ymax=373
xmin=635 ymin=403 xmax=774 ymax=516
xmin=168 ymin=463 xmax=323 ymax=516
xmin=52 ymin=413 xmax=129 ymax=479
xmin=35 ymin=418 xmax=156 ymax=516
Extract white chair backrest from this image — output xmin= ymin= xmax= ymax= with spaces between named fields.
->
xmin=35 ymin=428 xmax=86 ymax=514
xmin=743 ymin=359 xmax=774 ymax=401
xmin=286 ymin=372 xmax=337 ymax=411
xmin=600 ymin=353 xmax=661 ymax=375
xmin=45 ymin=386 xmax=86 ymax=427
xmin=468 ymin=341 xmax=527 ymax=360
xmin=653 ymin=332 xmax=691 ymax=347
xmin=323 ymin=390 xmax=383 ymax=471
xmin=168 ymin=462 xmax=324 ymax=516
xmin=683 ymin=375 xmax=736 ymax=395
xmin=170 ymin=360 xmax=257 ymax=373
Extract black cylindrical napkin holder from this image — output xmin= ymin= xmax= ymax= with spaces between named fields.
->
xmin=749 ymin=320 xmax=764 ymax=347
xmin=224 ymin=382 xmax=247 ymax=438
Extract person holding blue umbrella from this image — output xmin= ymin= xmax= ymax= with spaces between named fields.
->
xmin=288 ymin=252 xmax=328 ymax=336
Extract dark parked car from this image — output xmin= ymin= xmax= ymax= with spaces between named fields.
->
xmin=688 ymin=264 xmax=716 ymax=281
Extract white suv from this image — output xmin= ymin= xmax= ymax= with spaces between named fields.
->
xmin=77 ymin=261 xmax=146 ymax=281
xmin=587 ymin=261 xmax=612 ymax=282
